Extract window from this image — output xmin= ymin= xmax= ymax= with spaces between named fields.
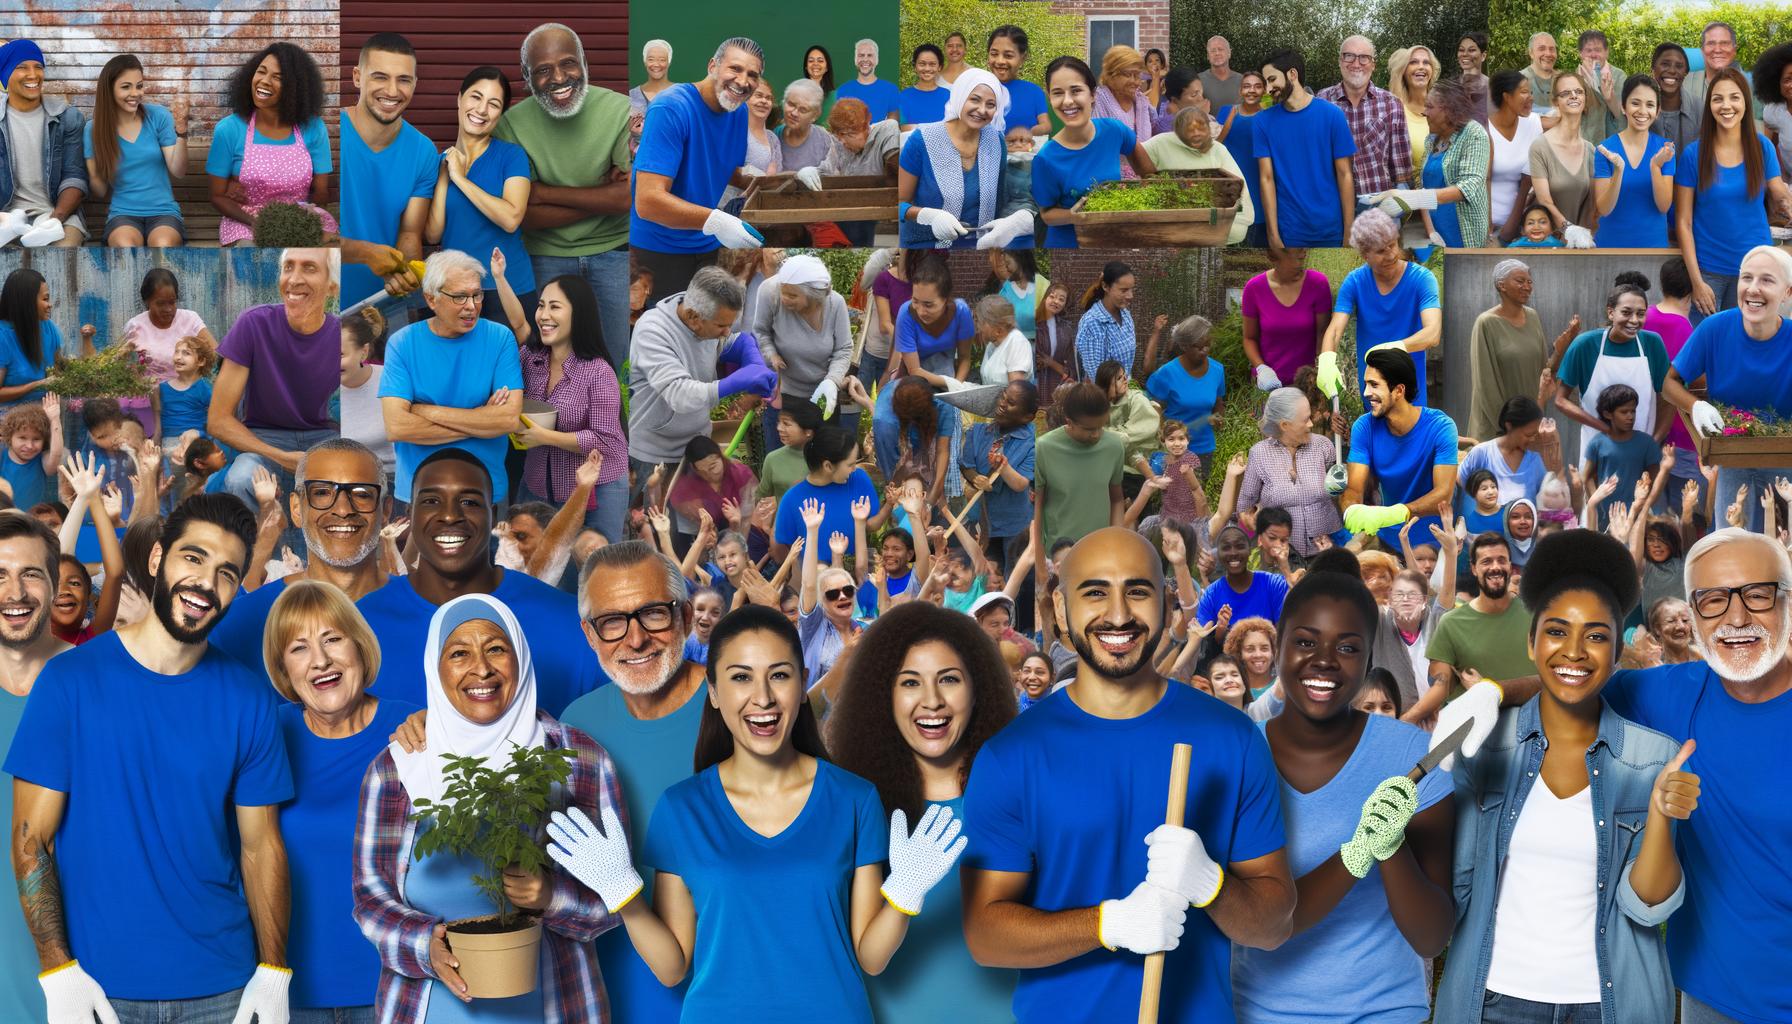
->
xmin=1087 ymin=16 xmax=1139 ymax=73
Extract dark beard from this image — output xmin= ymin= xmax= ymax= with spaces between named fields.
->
xmin=1478 ymin=574 xmax=1509 ymax=599
xmin=152 ymin=577 xmax=224 ymax=645
xmin=1069 ymin=621 xmax=1164 ymax=680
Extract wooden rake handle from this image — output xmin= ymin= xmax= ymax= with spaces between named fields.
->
xmin=1138 ymin=743 xmax=1193 ymax=1024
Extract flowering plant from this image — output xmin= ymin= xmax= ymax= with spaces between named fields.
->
xmin=1717 ymin=405 xmax=1792 ymax=437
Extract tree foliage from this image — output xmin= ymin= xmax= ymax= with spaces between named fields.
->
xmin=1490 ymin=1 xmax=1790 ymax=76
xmin=896 ymin=0 xmax=1086 ymax=90
xmin=1170 ymin=0 xmax=1484 ymax=91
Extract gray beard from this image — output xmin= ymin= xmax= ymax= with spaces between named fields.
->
xmin=601 ymin=626 xmax=691 ymax=695
xmin=537 ymin=82 xmax=590 ymax=120
xmin=304 ymin=526 xmax=379 ymax=569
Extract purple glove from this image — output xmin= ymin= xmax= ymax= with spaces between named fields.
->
xmin=719 ymin=363 xmax=778 ymax=398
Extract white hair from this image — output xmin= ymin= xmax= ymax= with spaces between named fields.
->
xmin=642 ymin=39 xmax=672 ymax=64
xmin=682 ymin=265 xmax=745 ymax=320
xmin=281 ymin=246 xmax=340 ymax=286
xmin=1740 ymin=244 xmax=1792 ymax=289
xmin=1529 ymin=32 xmax=1557 ymax=48
xmin=421 ymin=249 xmax=486 ymax=297
xmin=785 ymin=77 xmax=824 ymax=108
xmin=520 ymin=23 xmax=587 ymax=78
xmin=856 ymin=39 xmax=879 ymax=61
xmin=1492 ymin=258 xmax=1529 ymax=284
xmin=1259 ymin=387 xmax=1308 ymax=437
xmin=1685 ymin=527 xmax=1792 ymax=597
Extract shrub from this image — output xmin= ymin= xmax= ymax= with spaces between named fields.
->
xmin=897 ymin=0 xmax=1085 ymax=90
xmin=251 ymin=202 xmax=326 ymax=247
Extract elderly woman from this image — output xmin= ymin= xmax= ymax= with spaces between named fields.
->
xmin=1372 ymin=76 xmax=1489 ymax=248
xmin=352 ymin=593 xmax=622 ymax=1021
xmin=1318 ymin=210 xmax=1441 ymax=405
xmin=1241 ymin=247 xmax=1330 ymax=391
xmin=972 ymin=295 xmax=1033 ymax=384
xmin=268 ymin=581 xmax=419 ymax=1020
xmin=1139 ymin=106 xmax=1253 ymax=243
xmin=897 ymin=68 xmax=1034 ymax=250
xmin=778 ymin=78 xmax=834 ymax=175
xmin=1487 ymin=70 xmax=1544 ymax=243
xmin=1238 ymin=387 xmax=1343 ymax=556
xmin=629 ymin=39 xmax=675 ymax=147
xmin=807 ymin=98 xmax=901 ymax=245
xmin=1389 ymin=46 xmax=1439 ymax=181
xmin=206 ymin=42 xmax=333 ymax=245
xmin=1593 ymin=75 xmax=1676 ymax=247
xmin=754 ymin=253 xmax=854 ymax=443
xmin=719 ymin=79 xmax=780 ymax=213
xmin=1144 ymin=315 xmax=1226 ymax=476
xmin=1034 ymin=56 xmax=1157 ymax=248
xmin=428 ymin=67 xmax=534 ymax=320
xmin=1465 ymin=258 xmax=1551 ymax=439
xmin=1091 ymin=45 xmax=1156 ymax=174
xmin=1529 ymin=70 xmax=1599 ymax=245
xmin=900 ymin=44 xmax=948 ymax=128
xmin=795 ymin=493 xmax=865 ymax=696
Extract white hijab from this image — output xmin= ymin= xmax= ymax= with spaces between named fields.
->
xmin=944 ymin=68 xmax=1010 ymax=125
xmin=918 ymin=68 xmax=1006 ymax=247
xmin=393 ymin=593 xmax=547 ymax=807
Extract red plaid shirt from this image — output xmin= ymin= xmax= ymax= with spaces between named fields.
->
xmin=1316 ymin=83 xmax=1414 ymax=196
xmin=521 ymin=347 xmax=629 ymax=506
xmin=354 ymin=716 xmax=624 ymax=1023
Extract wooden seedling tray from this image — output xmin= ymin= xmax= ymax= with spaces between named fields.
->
xmin=1067 ymin=170 xmax=1243 ymax=247
xmin=1678 ymin=408 xmax=1792 ymax=468
xmin=740 ymin=173 xmax=897 ymax=225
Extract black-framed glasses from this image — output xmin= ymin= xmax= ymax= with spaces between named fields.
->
xmin=1690 ymin=581 xmax=1785 ymax=619
xmin=587 ymin=601 xmax=680 ymax=642
xmin=304 ymin=481 xmax=382 ymax=513
xmin=824 ymin=584 xmax=857 ymax=602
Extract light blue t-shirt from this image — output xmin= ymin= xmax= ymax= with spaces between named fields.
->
xmin=630 ymin=82 xmax=748 ymax=254
xmin=1195 ymin=571 xmax=1291 ymax=628
xmin=836 ymin=78 xmax=901 ymax=120
xmin=1145 ymin=356 xmax=1227 ymax=454
xmin=1032 ymin=118 xmax=1137 ymax=248
xmin=0 ymin=691 xmax=42 ymax=1021
xmin=0 ymin=319 xmax=64 ymax=409
xmin=1253 ymin=98 xmax=1356 ymax=246
xmin=898 ymin=85 xmax=948 ymax=126
xmin=1456 ymin=439 xmax=1547 ymax=508
xmin=205 ymin=113 xmax=332 ymax=179
xmin=1674 ymin=135 xmax=1782 ymax=277
xmin=1001 ymin=79 xmax=1051 ymax=135
xmin=773 ymin=468 xmax=880 ymax=547
xmin=0 ymin=450 xmax=49 ymax=510
xmin=440 ymin=138 xmax=537 ymax=295
xmin=340 ymin=112 xmax=440 ymax=306
xmin=1334 ymin=262 xmax=1440 ymax=407
xmin=377 ymin=317 xmax=526 ymax=503
xmin=1348 ymin=406 xmax=1458 ymax=548
xmin=1232 ymin=713 xmax=1453 ymax=1024
xmin=157 ymin=377 xmax=213 ymax=437
xmin=964 ymin=683 xmax=1286 ymax=1023
xmin=1672 ymin=308 xmax=1792 ymax=420
xmin=82 ymin=101 xmax=180 ymax=218
xmin=3 ymin=632 xmax=294 ymax=1000
xmin=642 ymin=760 xmax=887 ymax=1024
xmin=1593 ymin=132 xmax=1673 ymax=248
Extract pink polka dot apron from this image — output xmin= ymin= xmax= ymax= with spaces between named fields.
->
xmin=218 ymin=111 xmax=338 ymax=245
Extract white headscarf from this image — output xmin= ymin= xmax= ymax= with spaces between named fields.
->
xmin=918 ymin=68 xmax=1006 ymax=247
xmin=393 ymin=594 xmax=547 ymax=807
xmin=944 ymin=67 xmax=1010 ymax=124
xmin=775 ymin=253 xmax=831 ymax=289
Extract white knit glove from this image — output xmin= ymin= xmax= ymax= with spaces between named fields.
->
xmin=1145 ymin=824 xmax=1225 ymax=908
xmin=1431 ymin=680 xmax=1504 ymax=772
xmin=20 ymin=215 xmax=62 ymax=248
xmin=810 ymin=379 xmax=839 ymax=419
xmin=230 ymin=964 xmax=291 ymax=1024
xmin=702 ymin=208 xmax=766 ymax=249
xmin=881 ymin=805 xmax=969 ymax=915
xmin=546 ymin=806 xmax=646 ymax=912
xmin=1098 ymin=881 xmax=1187 ymax=954
xmin=40 ymin=961 xmax=119 ymax=1024
xmin=1373 ymin=189 xmax=1439 ymax=217
xmin=1690 ymin=401 xmax=1725 ymax=438
xmin=1253 ymin=364 xmax=1282 ymax=391
xmin=1562 ymin=224 xmax=1595 ymax=249
xmin=795 ymin=166 xmax=824 ymax=190
xmin=914 ymin=207 xmax=969 ymax=243
xmin=975 ymin=209 xmax=1035 ymax=250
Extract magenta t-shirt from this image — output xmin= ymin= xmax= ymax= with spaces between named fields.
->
xmin=873 ymin=271 xmax=913 ymax=318
xmin=1241 ymin=270 xmax=1333 ymax=384
xmin=1645 ymin=304 xmax=1695 ymax=452
xmin=216 ymin=304 xmax=340 ymax=432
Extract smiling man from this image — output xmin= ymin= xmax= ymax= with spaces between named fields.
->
xmin=1338 ymin=348 xmax=1458 ymax=550
xmin=1317 ymin=36 xmax=1413 ymax=205
xmin=1254 ymin=49 xmax=1356 ymax=248
xmin=0 ymin=511 xmax=65 ymax=699
xmin=962 ymin=527 xmax=1294 ymax=1023
xmin=1522 ymin=32 xmax=1560 ymax=116
xmin=835 ymin=39 xmax=900 ymax=122
xmin=0 ymin=39 xmax=87 ymax=247
xmin=1682 ymin=20 xmax=1751 ymax=113
xmin=340 ymin=32 xmax=438 ymax=306
xmin=1405 ymin=531 xmax=1535 ymax=726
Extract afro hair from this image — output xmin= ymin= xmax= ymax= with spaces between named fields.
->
xmin=1519 ymin=528 xmax=1642 ymax=632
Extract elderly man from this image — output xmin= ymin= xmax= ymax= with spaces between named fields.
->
xmin=1434 ymin=527 xmax=1792 ymax=1024
xmin=1683 ymin=20 xmax=1751 ymax=111
xmin=1318 ymin=37 xmax=1413 ymax=207
xmin=1522 ymin=32 xmax=1560 ymax=116
xmin=1256 ymin=49 xmax=1356 ymax=248
xmin=495 ymin=23 xmax=634 ymax=380
xmin=631 ymin=37 xmax=767 ymax=302
xmin=8 ymin=495 xmax=294 ymax=1024
xmin=1140 ymin=107 xmax=1254 ymax=243
xmin=0 ymin=40 xmax=86 ymax=247
xmin=836 ymin=39 xmax=900 ymax=122
xmin=340 ymin=33 xmax=437 ymax=307
xmin=379 ymin=249 xmax=525 ymax=508
xmin=1573 ymin=30 xmax=1627 ymax=145
xmin=627 ymin=265 xmax=775 ymax=501
xmin=1200 ymin=35 xmax=1242 ymax=110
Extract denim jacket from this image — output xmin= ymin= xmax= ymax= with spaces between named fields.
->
xmin=0 ymin=95 xmax=88 ymax=210
xmin=1435 ymin=696 xmax=1684 ymax=1024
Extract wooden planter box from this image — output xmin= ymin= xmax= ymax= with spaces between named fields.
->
xmin=1678 ymin=394 xmax=1792 ymax=468
xmin=1068 ymin=170 xmax=1243 ymax=247
xmin=740 ymin=174 xmax=897 ymax=226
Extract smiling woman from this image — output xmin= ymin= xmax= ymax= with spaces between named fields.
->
xmin=205 ymin=42 xmax=334 ymax=246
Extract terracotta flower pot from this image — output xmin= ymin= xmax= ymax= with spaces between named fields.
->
xmin=445 ymin=916 xmax=542 ymax=998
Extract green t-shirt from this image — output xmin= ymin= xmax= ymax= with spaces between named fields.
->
xmin=1425 ymin=598 xmax=1535 ymax=695
xmin=1035 ymin=426 xmax=1124 ymax=549
xmin=493 ymin=89 xmax=632 ymax=257
xmin=1556 ymin=328 xmax=1670 ymax=397
xmin=755 ymin=445 xmax=809 ymax=505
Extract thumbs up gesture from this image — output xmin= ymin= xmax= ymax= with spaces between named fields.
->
xmin=1651 ymin=739 xmax=1701 ymax=821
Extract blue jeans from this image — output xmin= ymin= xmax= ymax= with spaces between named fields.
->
xmin=224 ymin=426 xmax=339 ymax=554
xmin=292 ymin=1008 xmax=376 ymax=1024
xmin=1682 ymin=992 xmax=1746 ymax=1024
xmin=1715 ymin=465 xmax=1788 ymax=532
xmin=111 ymin=987 xmax=244 ymax=1023
xmin=1479 ymin=991 xmax=1602 ymax=1023
xmin=857 ymin=349 xmax=889 ymax=395
xmin=529 ymin=249 xmax=630 ymax=381
xmin=515 ymin=477 xmax=627 ymax=547
xmin=1688 ymin=272 xmax=1738 ymax=326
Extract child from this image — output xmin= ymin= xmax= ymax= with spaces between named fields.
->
xmin=75 ymin=399 xmax=136 ymax=513
xmin=53 ymin=453 xmax=124 ymax=644
xmin=1150 ymin=419 xmax=1204 ymax=524
xmin=754 ymin=398 xmax=822 ymax=507
xmin=182 ymin=436 xmax=229 ymax=499
xmin=1582 ymin=383 xmax=1661 ymax=530
xmin=1461 ymin=468 xmax=1506 ymax=535
xmin=1205 ymin=653 xmax=1249 ymax=711
xmin=123 ymin=267 xmax=215 ymax=434
xmin=682 ymin=585 xmax=726 ymax=664
xmin=1353 ymin=667 xmax=1403 ymax=717
xmin=1035 ymin=380 xmax=1124 ymax=551
xmin=0 ymin=396 xmax=63 ymax=511
xmin=155 ymin=334 xmax=215 ymax=447
xmin=1507 ymin=202 xmax=1565 ymax=247
xmin=998 ymin=125 xmax=1040 ymax=223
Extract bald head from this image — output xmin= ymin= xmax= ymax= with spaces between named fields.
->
xmin=1529 ymin=33 xmax=1558 ymax=70
xmin=1058 ymin=528 xmax=1170 ymax=681
xmin=1061 ymin=528 xmax=1167 ymax=590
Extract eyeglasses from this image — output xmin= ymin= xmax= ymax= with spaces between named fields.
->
xmin=1691 ymin=581 xmax=1785 ymax=619
xmin=1340 ymin=53 xmax=1376 ymax=65
xmin=587 ymin=601 xmax=680 ymax=642
xmin=824 ymin=584 xmax=857 ymax=602
xmin=438 ymin=289 xmax=483 ymax=307
xmin=304 ymin=481 xmax=382 ymax=513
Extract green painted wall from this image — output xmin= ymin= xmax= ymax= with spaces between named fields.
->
xmin=629 ymin=0 xmax=900 ymax=96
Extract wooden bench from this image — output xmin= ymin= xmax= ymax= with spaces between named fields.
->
xmin=78 ymin=137 xmax=339 ymax=247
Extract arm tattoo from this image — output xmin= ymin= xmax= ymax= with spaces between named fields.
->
xmin=16 ymin=823 xmax=70 ymax=967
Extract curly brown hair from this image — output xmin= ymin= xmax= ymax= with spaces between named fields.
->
xmin=1222 ymin=617 xmax=1277 ymax=661
xmin=826 ymin=602 xmax=1017 ymax=821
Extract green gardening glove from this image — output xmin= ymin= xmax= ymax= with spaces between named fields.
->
xmin=1340 ymin=776 xmax=1419 ymax=878
xmin=1342 ymin=503 xmax=1410 ymax=535
xmin=1316 ymin=351 xmax=1343 ymax=398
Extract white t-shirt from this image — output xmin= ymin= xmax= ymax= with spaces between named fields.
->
xmin=339 ymin=364 xmax=398 ymax=479
xmin=1489 ymin=113 xmax=1545 ymax=228
xmin=1484 ymin=781 xmax=1603 ymax=1003
xmin=979 ymin=328 xmax=1035 ymax=385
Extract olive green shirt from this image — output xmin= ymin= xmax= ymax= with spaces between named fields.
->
xmin=494 ymin=88 xmax=632 ymax=257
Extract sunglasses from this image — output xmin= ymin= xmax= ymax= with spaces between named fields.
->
xmin=824 ymin=584 xmax=857 ymax=602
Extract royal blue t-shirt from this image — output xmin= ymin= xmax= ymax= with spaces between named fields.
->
xmin=1195 ymin=571 xmax=1291 ymax=628
xmin=3 ymin=633 xmax=294 ymax=1000
xmin=82 ymin=101 xmax=181 ymax=219
xmin=836 ymin=78 xmax=901 ymax=120
xmin=773 ymin=468 xmax=880 ymax=547
xmin=1001 ymin=79 xmax=1050 ymax=135
xmin=355 ymin=571 xmax=602 ymax=716
xmin=630 ymin=83 xmax=748 ymax=254
xmin=1586 ymin=430 xmax=1662 ymax=529
xmin=0 ymin=691 xmax=42 ymax=1021
xmin=1253 ymin=99 xmax=1356 ymax=246
xmin=899 ymin=85 xmax=949 ymax=126
xmin=0 ymin=450 xmax=49 ymax=510
xmin=1672 ymin=308 xmax=1792 ymax=420
xmin=1603 ymin=662 xmax=1792 ymax=1024
xmin=440 ymin=137 xmax=537 ymax=295
xmin=279 ymin=697 xmax=419 ymax=1009
xmin=1335 ymin=262 xmax=1440 ymax=407
xmin=378 ymin=317 xmax=526 ymax=503
xmin=1593 ymin=132 xmax=1673 ymax=248
xmin=206 ymin=575 xmax=292 ymax=671
xmin=157 ymin=377 xmax=213 ymax=438
xmin=1674 ymin=135 xmax=1781 ymax=277
xmin=642 ymin=760 xmax=887 ymax=1024
xmin=894 ymin=297 xmax=975 ymax=364
xmin=963 ymin=683 xmax=1285 ymax=1023
xmin=340 ymin=112 xmax=439 ymax=306
xmin=1348 ymin=406 xmax=1458 ymax=548
xmin=0 ymin=319 xmax=63 ymax=407
xmin=896 ymin=133 xmax=986 ymax=250
xmin=1032 ymin=118 xmax=1137 ymax=248
xmin=1221 ymin=109 xmax=1263 ymax=221
xmin=1145 ymin=357 xmax=1227 ymax=454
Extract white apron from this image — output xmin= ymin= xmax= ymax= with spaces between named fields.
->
xmin=1578 ymin=328 xmax=1657 ymax=462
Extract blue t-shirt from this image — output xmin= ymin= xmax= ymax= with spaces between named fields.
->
xmin=1603 ymin=662 xmax=1792 ymax=1024
xmin=964 ymin=683 xmax=1285 ymax=1023
xmin=440 ymin=138 xmax=537 ymax=295
xmin=3 ymin=633 xmax=294 ymax=1000
xmin=1233 ymin=713 xmax=1452 ymax=1023
xmin=1145 ymin=357 xmax=1227 ymax=454
xmin=1672 ymin=308 xmax=1792 ymax=420
xmin=206 ymin=576 xmax=288 ymax=671
xmin=377 ymin=317 xmax=526 ymax=503
xmin=82 ymin=101 xmax=181 ymax=218
xmin=205 ymin=113 xmax=333 ymax=179
xmin=858 ymin=567 xmax=913 ymax=618
xmin=340 ymin=112 xmax=439 ymax=306
xmin=1348 ymin=406 xmax=1458 ymax=548
xmin=279 ymin=697 xmax=419 ymax=1009
xmin=1674 ymin=135 xmax=1782 ymax=277
xmin=1456 ymin=441 xmax=1547 ymax=508
xmin=1001 ymin=79 xmax=1051 ymax=135
xmin=896 ymin=131 xmax=990 ymax=250
xmin=961 ymin=421 xmax=1035 ymax=538
xmin=0 ymin=691 xmax=42 ymax=1021
xmin=642 ymin=760 xmax=886 ymax=1024
xmin=0 ymin=319 xmax=64 ymax=406
xmin=1586 ymin=430 xmax=1662 ymax=528
xmin=1032 ymin=118 xmax=1137 ymax=248
xmin=836 ymin=78 xmax=901 ymax=121
xmin=773 ymin=468 xmax=880 ymax=547
xmin=1593 ymin=132 xmax=1673 ymax=248
xmin=157 ymin=377 xmax=213 ymax=438
xmin=1221 ymin=110 xmax=1263 ymax=220
xmin=1195 ymin=571 xmax=1291 ymax=628
xmin=1335 ymin=262 xmax=1440 ymax=407
xmin=0 ymin=449 xmax=49 ymax=510
xmin=898 ymin=85 xmax=948 ymax=126
xmin=1253 ymin=98 xmax=1356 ymax=246
xmin=894 ymin=297 xmax=975 ymax=365
xmin=630 ymin=82 xmax=749 ymax=254
xmin=355 ymin=572 xmax=602 ymax=716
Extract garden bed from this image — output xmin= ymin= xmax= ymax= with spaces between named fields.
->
xmin=741 ymin=174 xmax=897 ymax=226
xmin=1678 ymin=398 xmax=1792 ymax=468
xmin=1069 ymin=170 xmax=1243 ymax=247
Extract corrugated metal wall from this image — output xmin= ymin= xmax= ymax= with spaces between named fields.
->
xmin=341 ymin=3 xmax=629 ymax=150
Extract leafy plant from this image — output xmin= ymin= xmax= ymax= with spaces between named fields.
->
xmin=1081 ymin=178 xmax=1220 ymax=212
xmin=40 ymin=343 xmax=153 ymax=399
xmin=897 ymin=0 xmax=1084 ymax=91
xmin=252 ymin=202 xmax=326 ymax=247
xmin=410 ymin=744 xmax=577 ymax=927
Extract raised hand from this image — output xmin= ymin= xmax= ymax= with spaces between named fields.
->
xmin=59 ymin=451 xmax=104 ymax=500
xmin=828 ymin=531 xmax=850 ymax=557
xmin=695 ymin=508 xmax=717 ymax=546
xmin=575 ymin=450 xmax=603 ymax=490
xmin=251 ymin=465 xmax=280 ymax=508
xmin=851 ymin=495 xmax=872 ymax=522
xmin=1726 ymin=485 xmax=1747 ymax=530
xmin=1651 ymin=739 xmax=1700 ymax=821
xmin=722 ymin=497 xmax=744 ymax=526
xmin=1652 ymin=140 xmax=1675 ymax=169
xmin=1216 ymin=604 xmax=1233 ymax=633
xmin=800 ymin=497 xmax=825 ymax=533
xmin=1227 ymin=452 xmax=1248 ymax=479
xmin=100 ymin=484 xmax=125 ymax=523
xmin=490 ymin=246 xmax=506 ymax=281
xmin=647 ymin=506 xmax=672 ymax=536
xmin=880 ymin=805 xmax=969 ymax=915
xmin=751 ymin=496 xmax=778 ymax=532
xmin=546 ymin=806 xmax=645 ymax=914
xmin=1159 ymin=527 xmax=1186 ymax=565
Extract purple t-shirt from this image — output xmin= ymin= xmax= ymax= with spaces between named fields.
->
xmin=872 ymin=271 xmax=913 ymax=320
xmin=1240 ymin=270 xmax=1332 ymax=385
xmin=1645 ymin=305 xmax=1695 ymax=452
xmin=216 ymin=304 xmax=339 ymax=431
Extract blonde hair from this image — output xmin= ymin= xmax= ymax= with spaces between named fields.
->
xmin=262 ymin=580 xmax=382 ymax=703
xmin=1387 ymin=46 xmax=1437 ymax=106
xmin=1099 ymin=45 xmax=1146 ymax=89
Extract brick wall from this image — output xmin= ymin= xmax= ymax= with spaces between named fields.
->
xmin=1047 ymin=0 xmax=1172 ymax=62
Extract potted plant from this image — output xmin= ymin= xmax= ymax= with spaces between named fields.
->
xmin=409 ymin=744 xmax=576 ymax=998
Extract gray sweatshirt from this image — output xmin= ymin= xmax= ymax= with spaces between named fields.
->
xmin=752 ymin=278 xmax=853 ymax=402
xmin=627 ymin=293 xmax=726 ymax=463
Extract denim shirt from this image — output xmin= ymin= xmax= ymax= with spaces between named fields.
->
xmin=1435 ymin=696 xmax=1685 ymax=1024
xmin=0 ymin=95 xmax=88 ymax=209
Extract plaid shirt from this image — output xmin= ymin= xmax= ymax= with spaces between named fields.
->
xmin=1236 ymin=435 xmax=1344 ymax=556
xmin=1075 ymin=301 xmax=1137 ymax=381
xmin=521 ymin=348 xmax=629 ymax=505
xmin=354 ymin=716 xmax=624 ymax=1024
xmin=1316 ymin=83 xmax=1413 ymax=196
